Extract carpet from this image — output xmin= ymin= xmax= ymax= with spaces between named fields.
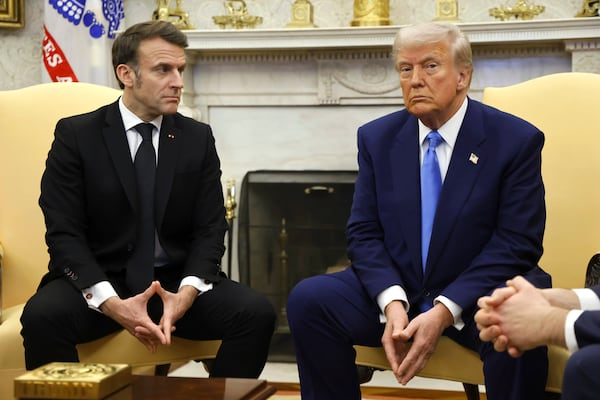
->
xmin=268 ymin=382 xmax=485 ymax=400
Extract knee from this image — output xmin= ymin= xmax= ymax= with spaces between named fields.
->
xmin=563 ymin=347 xmax=598 ymax=395
xmin=287 ymin=276 xmax=327 ymax=323
xmin=20 ymin=296 xmax=49 ymax=332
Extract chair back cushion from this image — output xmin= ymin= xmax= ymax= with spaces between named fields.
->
xmin=482 ymin=72 xmax=600 ymax=289
xmin=0 ymin=82 xmax=121 ymax=307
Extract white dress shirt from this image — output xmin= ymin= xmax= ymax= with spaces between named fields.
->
xmin=564 ymin=288 xmax=600 ymax=352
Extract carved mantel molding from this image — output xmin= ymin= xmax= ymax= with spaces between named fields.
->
xmin=184 ymin=18 xmax=600 ymax=55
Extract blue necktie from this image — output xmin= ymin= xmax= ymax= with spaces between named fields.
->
xmin=127 ymin=123 xmax=156 ymax=294
xmin=421 ymin=131 xmax=443 ymax=272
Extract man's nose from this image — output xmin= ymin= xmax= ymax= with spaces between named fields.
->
xmin=410 ymin=66 xmax=424 ymax=85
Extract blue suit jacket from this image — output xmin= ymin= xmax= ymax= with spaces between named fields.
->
xmin=347 ymin=98 xmax=551 ymax=319
xmin=574 ymin=286 xmax=600 ymax=348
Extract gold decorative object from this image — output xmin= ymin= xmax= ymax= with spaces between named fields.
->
xmin=351 ymin=0 xmax=391 ymax=27
xmin=225 ymin=180 xmax=236 ymax=277
xmin=575 ymin=0 xmax=599 ymax=17
xmin=434 ymin=0 xmax=460 ymax=21
xmin=286 ymin=0 xmax=317 ymax=28
xmin=225 ymin=180 xmax=237 ymax=222
xmin=489 ymin=0 xmax=545 ymax=21
xmin=153 ymin=0 xmax=195 ymax=30
xmin=213 ymin=0 xmax=263 ymax=29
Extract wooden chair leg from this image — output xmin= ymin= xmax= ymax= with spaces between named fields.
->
xmin=154 ymin=363 xmax=171 ymax=376
xmin=463 ymin=383 xmax=480 ymax=400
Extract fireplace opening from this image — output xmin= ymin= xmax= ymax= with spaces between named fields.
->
xmin=238 ymin=170 xmax=357 ymax=361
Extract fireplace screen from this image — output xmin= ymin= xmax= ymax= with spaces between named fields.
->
xmin=238 ymin=170 xmax=357 ymax=359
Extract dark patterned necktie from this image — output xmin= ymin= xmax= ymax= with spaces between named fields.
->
xmin=126 ymin=123 xmax=156 ymax=294
xmin=421 ymin=130 xmax=443 ymax=272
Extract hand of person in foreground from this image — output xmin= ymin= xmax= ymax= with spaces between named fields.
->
xmin=476 ymin=276 xmax=568 ymax=357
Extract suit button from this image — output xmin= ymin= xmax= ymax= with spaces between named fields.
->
xmin=127 ymin=243 xmax=134 ymax=252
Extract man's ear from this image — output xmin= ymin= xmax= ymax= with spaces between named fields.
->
xmin=456 ymin=66 xmax=472 ymax=91
xmin=116 ymin=64 xmax=134 ymax=88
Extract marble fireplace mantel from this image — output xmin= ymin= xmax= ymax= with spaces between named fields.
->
xmin=183 ymin=18 xmax=600 ymax=52
xmin=178 ymin=18 xmax=600 ymax=279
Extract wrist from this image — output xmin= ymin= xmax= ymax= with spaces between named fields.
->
xmin=543 ymin=306 xmax=569 ymax=348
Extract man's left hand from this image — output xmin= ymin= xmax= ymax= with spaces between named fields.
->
xmin=394 ymin=303 xmax=454 ymax=385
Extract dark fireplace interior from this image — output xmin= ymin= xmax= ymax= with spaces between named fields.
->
xmin=238 ymin=170 xmax=357 ymax=361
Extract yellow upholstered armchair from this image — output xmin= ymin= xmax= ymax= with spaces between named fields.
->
xmin=0 ymin=82 xmax=220 ymax=400
xmin=356 ymin=72 xmax=600 ymax=398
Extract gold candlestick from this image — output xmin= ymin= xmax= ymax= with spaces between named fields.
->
xmin=286 ymin=0 xmax=317 ymax=28
xmin=351 ymin=0 xmax=391 ymax=27
xmin=489 ymin=0 xmax=545 ymax=21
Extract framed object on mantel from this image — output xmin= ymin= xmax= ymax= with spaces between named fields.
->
xmin=0 ymin=0 xmax=24 ymax=29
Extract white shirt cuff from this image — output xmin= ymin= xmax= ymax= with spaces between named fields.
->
xmin=376 ymin=285 xmax=409 ymax=323
xmin=434 ymin=295 xmax=465 ymax=330
xmin=565 ymin=309 xmax=584 ymax=353
xmin=180 ymin=276 xmax=213 ymax=295
xmin=82 ymin=281 xmax=118 ymax=312
xmin=574 ymin=288 xmax=600 ymax=310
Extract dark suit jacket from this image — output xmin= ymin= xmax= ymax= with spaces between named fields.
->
xmin=574 ymin=286 xmax=600 ymax=348
xmin=347 ymin=98 xmax=550 ymax=320
xmin=38 ymin=100 xmax=228 ymax=291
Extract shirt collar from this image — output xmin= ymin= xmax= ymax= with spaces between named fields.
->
xmin=418 ymin=97 xmax=469 ymax=149
xmin=118 ymin=97 xmax=163 ymax=133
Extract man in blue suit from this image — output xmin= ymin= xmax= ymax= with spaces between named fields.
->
xmin=477 ymin=275 xmax=600 ymax=400
xmin=287 ymin=21 xmax=551 ymax=400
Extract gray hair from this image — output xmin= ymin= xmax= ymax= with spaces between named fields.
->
xmin=392 ymin=22 xmax=473 ymax=74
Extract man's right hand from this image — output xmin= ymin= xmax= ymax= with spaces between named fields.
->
xmin=381 ymin=300 xmax=410 ymax=383
xmin=99 ymin=281 xmax=167 ymax=353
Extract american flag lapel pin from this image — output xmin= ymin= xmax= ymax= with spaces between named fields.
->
xmin=469 ymin=153 xmax=479 ymax=165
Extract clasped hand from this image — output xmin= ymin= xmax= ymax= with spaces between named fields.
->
xmin=382 ymin=301 xmax=452 ymax=385
xmin=100 ymin=281 xmax=198 ymax=353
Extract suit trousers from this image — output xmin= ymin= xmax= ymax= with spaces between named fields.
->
xmin=287 ymin=268 xmax=548 ymax=400
xmin=562 ymin=344 xmax=600 ymax=400
xmin=20 ymin=268 xmax=276 ymax=377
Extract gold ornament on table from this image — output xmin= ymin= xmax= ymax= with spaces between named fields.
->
xmin=575 ymin=0 xmax=599 ymax=17
xmin=489 ymin=0 xmax=545 ymax=21
xmin=351 ymin=0 xmax=391 ymax=27
xmin=153 ymin=0 xmax=194 ymax=30
xmin=434 ymin=0 xmax=460 ymax=21
xmin=213 ymin=0 xmax=263 ymax=29
xmin=286 ymin=0 xmax=317 ymax=28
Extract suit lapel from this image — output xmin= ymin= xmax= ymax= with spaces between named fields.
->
xmin=103 ymin=102 xmax=137 ymax=209
xmin=426 ymin=100 xmax=487 ymax=276
xmin=390 ymin=117 xmax=423 ymax=277
xmin=155 ymin=115 xmax=181 ymax=230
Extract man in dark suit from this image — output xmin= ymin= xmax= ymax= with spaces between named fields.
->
xmin=476 ymin=275 xmax=600 ymax=400
xmin=287 ymin=21 xmax=551 ymax=400
xmin=20 ymin=20 xmax=276 ymax=376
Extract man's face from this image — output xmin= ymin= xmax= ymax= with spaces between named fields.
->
xmin=396 ymin=40 xmax=470 ymax=129
xmin=120 ymin=37 xmax=186 ymax=121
